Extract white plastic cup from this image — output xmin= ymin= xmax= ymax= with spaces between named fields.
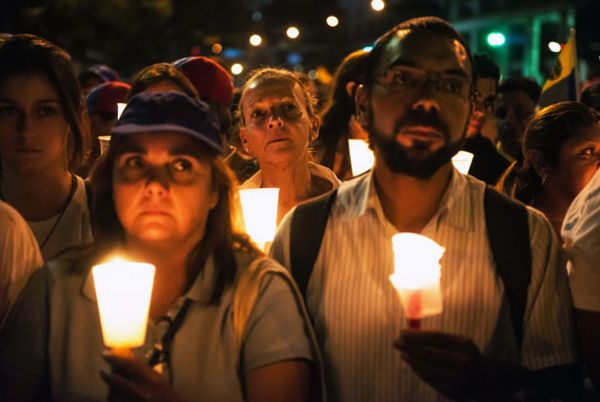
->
xmin=389 ymin=233 xmax=445 ymax=319
xmin=92 ymin=259 xmax=155 ymax=349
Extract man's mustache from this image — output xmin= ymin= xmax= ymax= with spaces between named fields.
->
xmin=393 ymin=109 xmax=449 ymax=140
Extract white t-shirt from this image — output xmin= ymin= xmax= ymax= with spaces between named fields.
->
xmin=27 ymin=175 xmax=93 ymax=261
xmin=562 ymin=168 xmax=600 ymax=312
xmin=0 ymin=200 xmax=43 ymax=328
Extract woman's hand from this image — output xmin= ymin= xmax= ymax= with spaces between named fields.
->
xmin=100 ymin=350 xmax=185 ymax=402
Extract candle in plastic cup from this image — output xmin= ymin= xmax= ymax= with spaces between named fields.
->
xmin=117 ymin=102 xmax=127 ymax=119
xmin=239 ymin=188 xmax=279 ymax=249
xmin=389 ymin=233 xmax=445 ymax=320
xmin=98 ymin=136 xmax=111 ymax=155
xmin=348 ymin=139 xmax=375 ymax=176
xmin=92 ymin=258 xmax=155 ymax=350
xmin=451 ymin=151 xmax=474 ymax=174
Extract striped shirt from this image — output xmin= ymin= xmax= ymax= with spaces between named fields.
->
xmin=271 ymin=168 xmax=578 ymax=402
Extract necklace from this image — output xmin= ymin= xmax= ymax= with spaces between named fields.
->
xmin=0 ymin=174 xmax=77 ymax=251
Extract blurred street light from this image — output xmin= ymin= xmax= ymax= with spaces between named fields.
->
xmin=231 ymin=63 xmax=244 ymax=75
xmin=326 ymin=16 xmax=339 ymax=27
xmin=286 ymin=26 xmax=300 ymax=39
xmin=371 ymin=0 xmax=385 ymax=12
xmin=487 ymin=32 xmax=506 ymax=47
xmin=249 ymin=34 xmax=263 ymax=46
xmin=548 ymin=41 xmax=561 ymax=53
xmin=211 ymin=43 xmax=223 ymax=54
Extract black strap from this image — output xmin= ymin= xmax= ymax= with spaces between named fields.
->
xmin=484 ymin=186 xmax=531 ymax=352
xmin=290 ymin=189 xmax=338 ymax=297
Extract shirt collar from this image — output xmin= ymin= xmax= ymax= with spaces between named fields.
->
xmin=340 ymin=167 xmax=475 ymax=233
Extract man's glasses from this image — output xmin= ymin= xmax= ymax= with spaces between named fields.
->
xmin=376 ymin=65 xmax=472 ymax=100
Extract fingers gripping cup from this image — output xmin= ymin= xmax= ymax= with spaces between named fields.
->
xmin=389 ymin=233 xmax=445 ymax=328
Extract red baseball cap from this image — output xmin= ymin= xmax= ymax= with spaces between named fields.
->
xmin=173 ymin=56 xmax=234 ymax=106
xmin=86 ymin=81 xmax=131 ymax=114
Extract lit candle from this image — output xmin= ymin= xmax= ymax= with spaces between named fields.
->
xmin=389 ymin=233 xmax=445 ymax=329
xmin=239 ymin=188 xmax=279 ymax=251
xmin=348 ymin=139 xmax=375 ymax=177
xmin=92 ymin=258 xmax=155 ymax=357
xmin=117 ymin=103 xmax=127 ymax=120
xmin=451 ymin=150 xmax=474 ymax=174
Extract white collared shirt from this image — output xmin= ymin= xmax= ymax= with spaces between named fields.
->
xmin=271 ymin=168 xmax=577 ymax=402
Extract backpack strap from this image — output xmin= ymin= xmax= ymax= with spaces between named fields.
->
xmin=290 ymin=189 xmax=338 ymax=297
xmin=232 ymin=255 xmax=328 ymax=401
xmin=484 ymin=186 xmax=531 ymax=352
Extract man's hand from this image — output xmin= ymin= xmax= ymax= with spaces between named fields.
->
xmin=394 ymin=329 xmax=488 ymax=400
xmin=100 ymin=351 xmax=184 ymax=402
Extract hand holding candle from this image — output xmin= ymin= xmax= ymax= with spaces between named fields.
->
xmin=92 ymin=258 xmax=155 ymax=357
xmin=389 ymin=233 xmax=445 ymax=329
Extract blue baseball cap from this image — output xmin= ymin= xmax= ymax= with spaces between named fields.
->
xmin=111 ymin=91 xmax=223 ymax=155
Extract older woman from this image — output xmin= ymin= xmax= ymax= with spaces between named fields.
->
xmin=0 ymin=92 xmax=317 ymax=402
xmin=0 ymin=34 xmax=92 ymax=260
xmin=497 ymin=101 xmax=600 ymax=235
xmin=239 ymin=68 xmax=340 ymax=222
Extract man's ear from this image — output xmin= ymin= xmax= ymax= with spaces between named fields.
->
xmin=354 ymin=84 xmax=369 ymax=127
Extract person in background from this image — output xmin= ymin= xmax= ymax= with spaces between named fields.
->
xmin=314 ymin=50 xmax=370 ymax=180
xmin=79 ymin=80 xmax=131 ymax=177
xmin=173 ymin=56 xmax=234 ymax=145
xmin=129 ymin=62 xmax=198 ymax=100
xmin=271 ymin=16 xmax=580 ymax=401
xmin=173 ymin=56 xmax=260 ymax=182
xmin=494 ymin=76 xmax=541 ymax=162
xmin=496 ymin=101 xmax=600 ymax=236
xmin=581 ymin=82 xmax=600 ymax=113
xmin=562 ymin=167 xmax=600 ymax=396
xmin=0 ymin=92 xmax=317 ymax=402
xmin=238 ymin=67 xmax=340 ymax=223
xmin=461 ymin=54 xmax=510 ymax=185
xmin=0 ymin=34 xmax=93 ymax=261
xmin=0 ymin=200 xmax=43 ymax=329
xmin=78 ymin=63 xmax=120 ymax=97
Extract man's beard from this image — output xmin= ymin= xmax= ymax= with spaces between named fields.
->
xmin=369 ymin=107 xmax=466 ymax=179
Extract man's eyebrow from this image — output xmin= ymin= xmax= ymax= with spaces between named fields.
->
xmin=386 ymin=59 xmax=469 ymax=79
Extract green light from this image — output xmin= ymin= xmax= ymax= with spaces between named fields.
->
xmin=487 ymin=32 xmax=506 ymax=47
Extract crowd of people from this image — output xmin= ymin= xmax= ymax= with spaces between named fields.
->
xmin=0 ymin=15 xmax=600 ymax=401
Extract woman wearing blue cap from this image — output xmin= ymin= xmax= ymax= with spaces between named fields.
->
xmin=0 ymin=92 xmax=320 ymax=402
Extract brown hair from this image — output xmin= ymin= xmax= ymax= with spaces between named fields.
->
xmin=129 ymin=63 xmax=199 ymax=100
xmin=0 ymin=34 xmax=91 ymax=171
xmin=89 ymin=134 xmax=261 ymax=303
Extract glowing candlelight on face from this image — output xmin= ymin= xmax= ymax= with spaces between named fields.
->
xmin=451 ymin=151 xmax=474 ymax=174
xmin=239 ymin=188 xmax=279 ymax=250
xmin=117 ymin=103 xmax=127 ymax=119
xmin=92 ymin=258 xmax=155 ymax=356
xmin=389 ymin=233 xmax=445 ymax=326
xmin=348 ymin=139 xmax=375 ymax=176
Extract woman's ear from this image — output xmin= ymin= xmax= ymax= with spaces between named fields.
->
xmin=354 ymin=84 xmax=369 ymax=127
xmin=528 ymin=149 xmax=549 ymax=181
xmin=239 ymin=128 xmax=253 ymax=155
xmin=310 ymin=115 xmax=321 ymax=141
